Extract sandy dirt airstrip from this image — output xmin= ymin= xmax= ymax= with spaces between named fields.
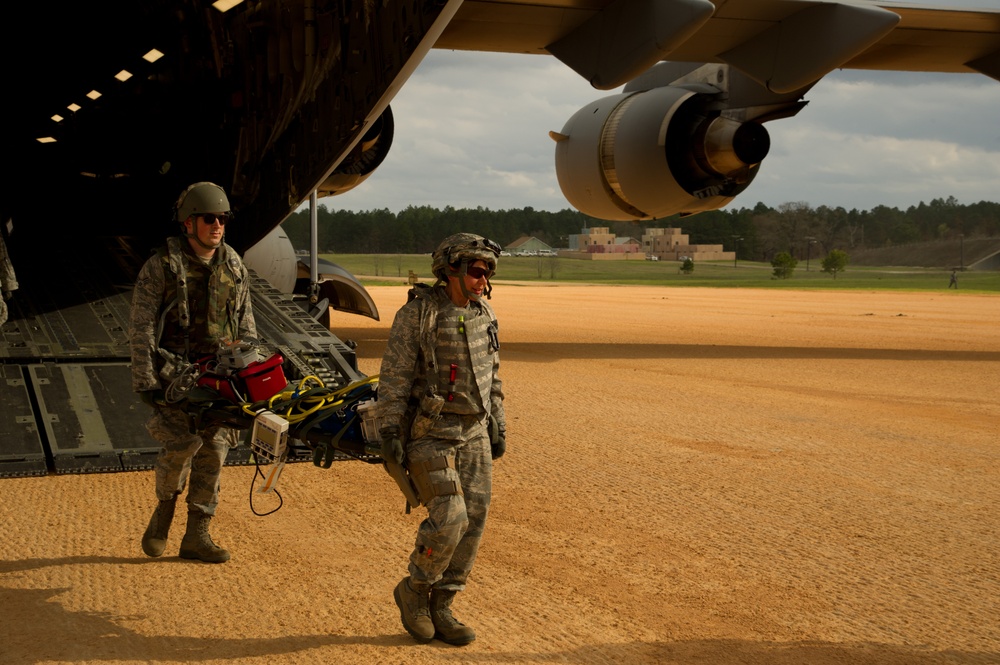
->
xmin=1 ymin=284 xmax=998 ymax=665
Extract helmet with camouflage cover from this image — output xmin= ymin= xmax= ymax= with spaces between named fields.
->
xmin=432 ymin=233 xmax=501 ymax=280
xmin=432 ymin=232 xmax=502 ymax=300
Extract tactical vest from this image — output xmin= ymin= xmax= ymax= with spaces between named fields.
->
xmin=155 ymin=236 xmax=246 ymax=360
xmin=411 ymin=285 xmax=499 ymax=416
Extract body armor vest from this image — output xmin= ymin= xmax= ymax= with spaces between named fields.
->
xmin=156 ymin=237 xmax=244 ymax=360
xmin=413 ymin=286 xmax=498 ymax=416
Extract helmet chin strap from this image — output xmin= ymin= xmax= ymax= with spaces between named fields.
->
xmin=189 ymin=233 xmax=223 ymax=251
xmin=449 ymin=260 xmax=491 ymax=301
xmin=183 ymin=221 xmax=224 ymax=252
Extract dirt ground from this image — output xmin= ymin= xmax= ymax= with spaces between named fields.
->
xmin=2 ymin=284 xmax=998 ymax=665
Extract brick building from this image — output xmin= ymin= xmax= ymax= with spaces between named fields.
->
xmin=641 ymin=227 xmax=733 ymax=261
xmin=563 ymin=226 xmax=732 ymax=262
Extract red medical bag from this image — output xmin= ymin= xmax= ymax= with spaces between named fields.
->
xmin=239 ymin=353 xmax=289 ymax=402
xmin=197 ymin=373 xmax=240 ymax=402
xmin=197 ymin=353 xmax=288 ymax=403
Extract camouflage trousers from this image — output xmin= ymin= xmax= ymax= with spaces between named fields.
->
xmin=407 ymin=423 xmax=492 ymax=592
xmin=145 ymin=405 xmax=233 ymax=515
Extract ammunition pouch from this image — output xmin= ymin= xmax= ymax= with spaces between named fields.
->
xmin=408 ymin=455 xmax=461 ymax=502
xmin=410 ymin=393 xmax=445 ymax=440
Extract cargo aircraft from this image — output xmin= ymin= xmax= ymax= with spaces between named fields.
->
xmin=1 ymin=0 xmax=998 ymax=477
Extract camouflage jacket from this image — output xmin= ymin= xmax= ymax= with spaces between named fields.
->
xmin=129 ymin=236 xmax=256 ymax=392
xmin=378 ymin=284 xmax=505 ymax=442
xmin=0 ymin=228 xmax=17 ymax=295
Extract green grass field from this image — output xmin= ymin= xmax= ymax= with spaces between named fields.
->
xmin=324 ymin=254 xmax=999 ymax=292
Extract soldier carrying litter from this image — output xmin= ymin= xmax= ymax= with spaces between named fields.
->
xmin=129 ymin=182 xmax=256 ymax=564
xmin=377 ymin=233 xmax=507 ymax=646
xmin=0 ymin=219 xmax=18 ymax=327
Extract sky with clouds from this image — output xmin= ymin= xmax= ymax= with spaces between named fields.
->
xmin=315 ymin=0 xmax=1000 ymax=216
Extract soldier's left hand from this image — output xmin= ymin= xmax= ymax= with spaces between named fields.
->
xmin=491 ymin=432 xmax=506 ymax=460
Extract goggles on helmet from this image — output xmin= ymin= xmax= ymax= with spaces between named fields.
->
xmin=450 ymin=237 xmax=501 ymax=259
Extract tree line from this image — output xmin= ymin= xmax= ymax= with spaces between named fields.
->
xmin=280 ymin=196 xmax=1000 ymax=262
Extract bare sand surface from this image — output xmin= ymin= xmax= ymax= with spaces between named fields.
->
xmin=2 ymin=284 xmax=998 ymax=665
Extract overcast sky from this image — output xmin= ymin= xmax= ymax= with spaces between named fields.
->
xmin=314 ymin=1 xmax=1000 ymax=216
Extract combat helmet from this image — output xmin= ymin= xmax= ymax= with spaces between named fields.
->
xmin=175 ymin=182 xmax=231 ymax=223
xmin=174 ymin=182 xmax=231 ymax=251
xmin=432 ymin=233 xmax=501 ymax=300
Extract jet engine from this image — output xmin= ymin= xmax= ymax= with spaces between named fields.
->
xmin=552 ymin=87 xmax=771 ymax=220
xmin=317 ymin=107 xmax=395 ymax=197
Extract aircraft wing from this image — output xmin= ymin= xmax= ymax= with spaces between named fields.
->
xmin=437 ymin=0 xmax=1000 ymax=90
xmin=431 ymin=0 xmax=999 ymax=220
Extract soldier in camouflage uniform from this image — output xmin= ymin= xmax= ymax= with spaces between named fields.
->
xmin=0 ymin=221 xmax=18 ymax=327
xmin=129 ymin=182 xmax=256 ymax=564
xmin=378 ymin=233 xmax=507 ymax=646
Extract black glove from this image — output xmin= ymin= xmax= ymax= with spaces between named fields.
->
xmin=139 ymin=389 xmax=166 ymax=407
xmin=379 ymin=426 xmax=404 ymax=465
xmin=491 ymin=431 xmax=506 ymax=460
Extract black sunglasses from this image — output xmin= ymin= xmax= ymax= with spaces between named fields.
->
xmin=466 ymin=265 xmax=494 ymax=280
xmin=198 ymin=213 xmax=229 ymax=226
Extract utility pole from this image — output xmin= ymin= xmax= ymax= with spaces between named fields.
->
xmin=805 ymin=236 xmax=817 ymax=271
xmin=732 ymin=235 xmax=742 ymax=268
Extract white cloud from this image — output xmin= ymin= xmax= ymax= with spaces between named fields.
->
xmin=751 ymin=71 xmax=1000 ymax=210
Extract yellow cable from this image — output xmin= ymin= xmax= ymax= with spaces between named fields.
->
xmin=235 ymin=374 xmax=379 ymax=425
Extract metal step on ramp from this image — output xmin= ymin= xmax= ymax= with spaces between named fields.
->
xmin=0 ymin=361 xmax=254 ymax=477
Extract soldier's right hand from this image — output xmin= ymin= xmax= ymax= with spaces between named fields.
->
xmin=381 ymin=436 xmax=405 ymax=465
xmin=140 ymin=389 xmax=166 ymax=407
xmin=379 ymin=425 xmax=405 ymax=464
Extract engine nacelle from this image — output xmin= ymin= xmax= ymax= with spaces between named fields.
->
xmin=318 ymin=107 xmax=394 ymax=197
xmin=553 ymin=87 xmax=770 ymax=220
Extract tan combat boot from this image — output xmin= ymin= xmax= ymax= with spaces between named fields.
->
xmin=393 ymin=577 xmax=435 ymax=643
xmin=430 ymin=588 xmax=476 ymax=645
xmin=141 ymin=497 xmax=177 ymax=557
xmin=179 ymin=510 xmax=230 ymax=563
